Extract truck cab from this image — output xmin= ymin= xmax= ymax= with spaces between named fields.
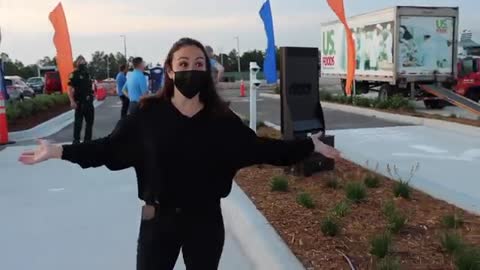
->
xmin=456 ymin=56 xmax=480 ymax=102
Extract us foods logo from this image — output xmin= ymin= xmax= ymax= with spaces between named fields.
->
xmin=436 ymin=19 xmax=448 ymax=33
xmin=322 ymin=30 xmax=335 ymax=66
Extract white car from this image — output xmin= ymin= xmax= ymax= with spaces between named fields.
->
xmin=5 ymin=76 xmax=35 ymax=100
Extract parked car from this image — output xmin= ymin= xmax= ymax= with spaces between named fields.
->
xmin=5 ymin=76 xmax=35 ymax=100
xmin=44 ymin=71 xmax=62 ymax=94
xmin=26 ymin=76 xmax=45 ymax=94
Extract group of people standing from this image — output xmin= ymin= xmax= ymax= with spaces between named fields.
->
xmin=116 ymin=57 xmax=149 ymax=119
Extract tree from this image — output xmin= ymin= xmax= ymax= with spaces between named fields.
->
xmin=0 ymin=55 xmax=38 ymax=78
xmin=85 ymin=51 xmax=127 ymax=80
xmin=225 ymin=49 xmax=240 ymax=72
xmin=38 ymin=56 xmax=56 ymax=67
xmin=240 ymin=50 xmax=264 ymax=71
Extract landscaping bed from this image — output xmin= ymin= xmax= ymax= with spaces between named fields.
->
xmin=319 ymin=92 xmax=480 ymax=128
xmin=6 ymin=94 xmax=71 ymax=132
xmin=234 ymin=126 xmax=480 ymax=269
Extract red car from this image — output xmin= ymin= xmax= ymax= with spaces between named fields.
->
xmin=44 ymin=71 xmax=62 ymax=94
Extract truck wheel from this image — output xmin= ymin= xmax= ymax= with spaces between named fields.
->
xmin=378 ymin=84 xmax=393 ymax=101
xmin=424 ymin=100 xmax=447 ymax=109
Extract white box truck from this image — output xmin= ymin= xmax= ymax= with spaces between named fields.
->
xmin=320 ymin=6 xmax=459 ymax=109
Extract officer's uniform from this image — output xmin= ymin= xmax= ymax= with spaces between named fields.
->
xmin=68 ymin=68 xmax=94 ymax=143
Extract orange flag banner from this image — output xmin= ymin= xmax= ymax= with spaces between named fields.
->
xmin=326 ymin=0 xmax=356 ymax=96
xmin=49 ymin=2 xmax=73 ymax=94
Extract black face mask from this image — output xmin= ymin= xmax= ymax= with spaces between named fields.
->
xmin=174 ymin=70 xmax=209 ymax=99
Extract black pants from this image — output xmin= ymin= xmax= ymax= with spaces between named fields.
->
xmin=119 ymin=95 xmax=130 ymax=119
xmin=136 ymin=205 xmax=225 ymax=270
xmin=129 ymin=101 xmax=139 ymax=115
xmin=73 ymin=101 xmax=94 ymax=142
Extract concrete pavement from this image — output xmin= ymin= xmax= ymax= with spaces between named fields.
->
xmin=0 ymin=144 xmax=252 ymax=270
xmin=221 ymin=89 xmax=408 ymax=130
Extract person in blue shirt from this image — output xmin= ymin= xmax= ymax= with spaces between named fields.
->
xmin=123 ymin=57 xmax=148 ymax=114
xmin=205 ymin=46 xmax=224 ymax=85
xmin=116 ymin=64 xmax=128 ymax=119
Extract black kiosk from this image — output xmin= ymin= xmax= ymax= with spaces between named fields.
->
xmin=280 ymin=47 xmax=335 ymax=176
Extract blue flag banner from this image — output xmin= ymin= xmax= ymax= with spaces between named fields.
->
xmin=0 ymin=62 xmax=8 ymax=100
xmin=259 ymin=0 xmax=277 ymax=84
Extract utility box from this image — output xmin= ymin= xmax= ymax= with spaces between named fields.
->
xmin=280 ymin=47 xmax=335 ymax=176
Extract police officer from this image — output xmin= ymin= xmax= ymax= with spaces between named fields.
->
xmin=68 ymin=55 xmax=95 ymax=144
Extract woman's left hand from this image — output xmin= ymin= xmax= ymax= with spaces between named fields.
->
xmin=310 ymin=132 xmax=341 ymax=159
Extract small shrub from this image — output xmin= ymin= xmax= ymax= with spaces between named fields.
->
xmin=375 ymin=100 xmax=390 ymax=110
xmin=297 ymin=192 xmax=315 ymax=209
xmin=388 ymin=163 xmax=419 ymax=200
xmin=326 ymin=177 xmax=339 ymax=189
xmin=274 ymin=85 xmax=280 ymax=94
xmin=319 ymin=91 xmax=333 ymax=101
xmin=370 ymin=232 xmax=392 ymax=259
xmin=389 ymin=95 xmax=410 ymax=110
xmin=455 ymin=246 xmax=480 ymax=270
xmin=242 ymin=118 xmax=266 ymax=129
xmin=354 ymin=96 xmax=372 ymax=108
xmin=364 ymin=174 xmax=381 ymax=188
xmin=376 ymin=256 xmax=401 ymax=270
xmin=6 ymin=104 xmax=20 ymax=122
xmin=345 ymin=182 xmax=367 ymax=203
xmin=336 ymin=95 xmax=352 ymax=104
xmin=332 ymin=201 xmax=350 ymax=218
xmin=443 ymin=214 xmax=464 ymax=229
xmin=270 ymin=176 xmax=289 ymax=192
xmin=450 ymin=113 xmax=457 ymax=118
xmin=382 ymin=200 xmax=397 ymax=219
xmin=257 ymin=121 xmax=266 ymax=129
xmin=393 ymin=180 xmax=411 ymax=199
xmin=441 ymin=232 xmax=465 ymax=254
xmin=388 ymin=212 xmax=407 ymax=234
xmin=51 ymin=93 xmax=70 ymax=105
xmin=321 ymin=216 xmax=340 ymax=237
xmin=16 ymin=100 xmax=34 ymax=118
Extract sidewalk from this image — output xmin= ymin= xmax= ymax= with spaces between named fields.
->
xmin=0 ymin=144 xmax=251 ymax=270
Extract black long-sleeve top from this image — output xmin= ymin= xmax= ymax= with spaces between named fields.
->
xmin=62 ymin=98 xmax=314 ymax=208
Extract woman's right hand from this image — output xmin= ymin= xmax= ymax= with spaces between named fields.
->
xmin=18 ymin=140 xmax=63 ymax=165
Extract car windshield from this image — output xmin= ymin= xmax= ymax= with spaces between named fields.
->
xmin=5 ymin=79 xmax=12 ymax=86
xmin=28 ymin=78 xmax=42 ymax=83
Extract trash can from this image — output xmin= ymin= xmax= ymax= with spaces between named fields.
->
xmin=149 ymin=66 xmax=164 ymax=94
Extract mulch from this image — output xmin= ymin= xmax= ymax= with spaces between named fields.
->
xmin=234 ymin=127 xmax=480 ymax=270
xmin=7 ymin=104 xmax=71 ymax=132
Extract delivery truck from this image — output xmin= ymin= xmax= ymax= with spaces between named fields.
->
xmin=320 ymin=6 xmax=459 ymax=109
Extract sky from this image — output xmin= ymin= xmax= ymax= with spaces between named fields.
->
xmin=0 ymin=0 xmax=476 ymax=65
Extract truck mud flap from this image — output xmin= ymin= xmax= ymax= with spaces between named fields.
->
xmin=419 ymin=84 xmax=480 ymax=115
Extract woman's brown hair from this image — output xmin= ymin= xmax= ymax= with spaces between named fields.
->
xmin=141 ymin=37 xmax=228 ymax=114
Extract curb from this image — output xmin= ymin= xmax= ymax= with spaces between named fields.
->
xmin=260 ymin=93 xmax=280 ymax=100
xmin=259 ymin=93 xmax=480 ymax=137
xmin=9 ymin=100 xmax=105 ymax=142
xmin=222 ymin=182 xmax=305 ymax=270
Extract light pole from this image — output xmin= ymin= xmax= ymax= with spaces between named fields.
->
xmin=234 ymin=36 xmax=241 ymax=79
xmin=120 ymin=35 xmax=127 ymax=63
xmin=218 ymin=47 xmax=224 ymax=66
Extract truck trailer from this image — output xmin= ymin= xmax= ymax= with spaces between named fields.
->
xmin=320 ymin=6 xmax=459 ymax=109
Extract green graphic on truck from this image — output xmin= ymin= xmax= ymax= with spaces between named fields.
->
xmin=322 ymin=30 xmax=336 ymax=66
